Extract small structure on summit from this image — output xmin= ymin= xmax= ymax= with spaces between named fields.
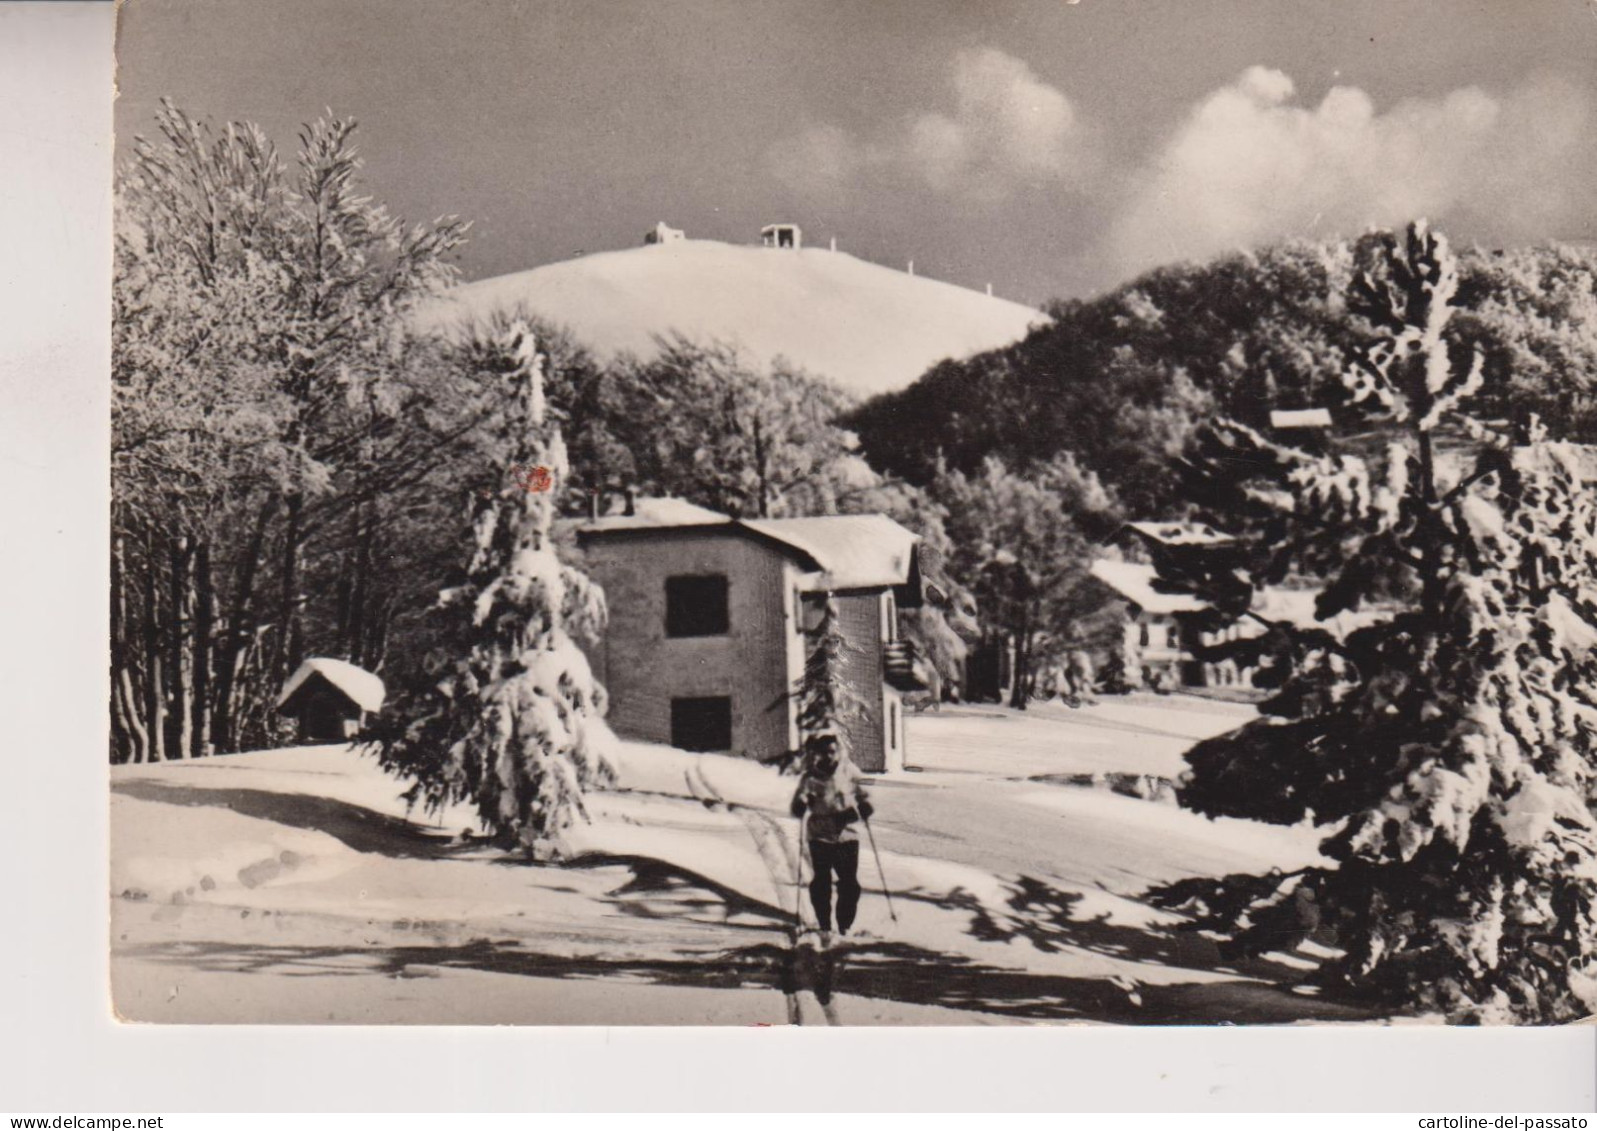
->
xmin=276 ymin=657 xmax=386 ymax=743
xmin=643 ymin=221 xmax=685 ymax=246
xmin=760 ymin=223 xmax=802 ymax=250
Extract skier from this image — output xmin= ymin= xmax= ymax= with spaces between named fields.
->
xmin=790 ymin=738 xmax=873 ymax=947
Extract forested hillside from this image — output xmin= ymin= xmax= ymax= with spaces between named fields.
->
xmin=848 ymin=238 xmax=1597 ymax=518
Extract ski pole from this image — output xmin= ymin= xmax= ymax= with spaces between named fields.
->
xmin=861 ymin=815 xmax=898 ymax=923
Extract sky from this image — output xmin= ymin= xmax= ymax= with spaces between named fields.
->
xmin=115 ymin=0 xmax=1597 ymax=306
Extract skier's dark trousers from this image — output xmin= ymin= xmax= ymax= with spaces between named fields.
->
xmin=791 ymin=745 xmax=873 ymax=936
xmin=807 ymin=840 xmax=861 ymax=934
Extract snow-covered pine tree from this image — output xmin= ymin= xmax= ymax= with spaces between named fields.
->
xmin=781 ymin=592 xmax=864 ymax=776
xmin=1149 ymin=221 xmax=1597 ymax=1022
xmin=373 ymin=322 xmax=616 ymax=857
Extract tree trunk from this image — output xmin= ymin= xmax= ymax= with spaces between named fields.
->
xmin=1008 ymin=628 xmax=1027 ymax=710
xmin=366 ymin=594 xmax=393 ymax=674
xmin=142 ymin=535 xmax=166 ymax=762
xmin=752 ymin=415 xmax=769 ymax=518
xmin=170 ymin=536 xmax=194 ymax=759
xmin=215 ymin=496 xmax=277 ymax=753
xmin=110 ymin=535 xmax=136 ymax=763
xmin=349 ymin=504 xmax=375 ymax=663
xmin=271 ymin=492 xmax=305 ymax=692
xmin=334 ymin=550 xmax=354 ymax=658
xmin=1416 ymin=429 xmax=1449 ymax=620
xmin=192 ymin=541 xmax=214 ymax=757
xmin=114 ymin=667 xmax=149 ymax=764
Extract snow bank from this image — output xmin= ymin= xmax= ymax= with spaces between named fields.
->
xmin=607 ymin=739 xmax=794 ymax=812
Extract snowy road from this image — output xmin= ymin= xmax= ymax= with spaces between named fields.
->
xmin=903 ymin=695 xmax=1255 ymax=781
xmin=858 ymin=695 xmax=1318 ymax=895
xmin=867 ymin=768 xmax=1322 ymax=898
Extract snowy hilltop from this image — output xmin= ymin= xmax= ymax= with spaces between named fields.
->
xmin=414 ymin=237 xmax=1044 ymax=397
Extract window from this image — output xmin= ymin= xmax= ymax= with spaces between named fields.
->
xmin=671 ymin=696 xmax=733 ymax=752
xmin=665 ymin=574 xmax=729 ymax=637
xmin=1139 ymin=621 xmax=1151 ymax=647
xmin=889 ymin=700 xmax=899 ymax=750
xmin=884 ymin=592 xmax=897 ymax=642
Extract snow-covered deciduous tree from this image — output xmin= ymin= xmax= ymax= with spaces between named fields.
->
xmin=936 ymin=455 xmax=1117 ymax=708
xmin=113 ymin=101 xmax=469 ymax=761
xmin=374 ymin=324 xmax=616 ymax=857
xmin=1150 ymin=222 xmax=1597 ymax=1022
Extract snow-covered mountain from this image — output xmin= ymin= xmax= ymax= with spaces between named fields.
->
xmin=417 ymin=238 xmax=1044 ymax=397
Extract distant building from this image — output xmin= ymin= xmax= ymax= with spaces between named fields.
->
xmin=644 ymin=221 xmax=685 ymax=246
xmin=575 ymin=498 xmax=924 ymax=772
xmin=1083 ymin=557 xmax=1386 ymax=692
xmin=276 ymin=658 xmax=385 ymax=743
xmin=1086 ymin=560 xmax=1212 ymax=689
xmin=760 ymin=223 xmax=802 ymax=250
xmin=1270 ymin=408 xmax=1333 ymax=430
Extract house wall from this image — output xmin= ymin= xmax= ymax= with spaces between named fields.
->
xmin=1120 ymin=610 xmax=1189 ymax=688
xmin=580 ymin=531 xmax=798 ymax=760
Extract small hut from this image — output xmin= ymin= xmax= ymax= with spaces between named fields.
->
xmin=276 ymin=657 xmax=386 ymax=743
xmin=643 ymin=220 xmax=685 ymax=245
xmin=759 ymin=222 xmax=802 ymax=249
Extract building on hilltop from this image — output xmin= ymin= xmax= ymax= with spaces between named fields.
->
xmin=575 ymin=497 xmax=924 ymax=771
xmin=760 ymin=222 xmax=802 ymax=250
xmin=644 ymin=221 xmax=685 ymax=246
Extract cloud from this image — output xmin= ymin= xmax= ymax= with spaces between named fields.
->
xmin=766 ymin=47 xmax=1091 ymax=202
xmin=1101 ymin=66 xmax=1597 ymax=282
xmin=906 ymin=48 xmax=1087 ymax=196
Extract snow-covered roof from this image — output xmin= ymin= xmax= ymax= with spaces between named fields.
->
xmin=742 ymin=514 xmax=920 ymax=591
xmin=579 ymin=497 xmax=730 ymax=534
xmin=1089 ymin=560 xmax=1210 ymax=615
xmin=1125 ymin=521 xmax=1235 ymax=548
xmin=1270 ymin=408 xmax=1333 ymax=429
xmin=579 ymin=499 xmax=920 ymax=594
xmin=277 ymin=658 xmax=386 ymax=714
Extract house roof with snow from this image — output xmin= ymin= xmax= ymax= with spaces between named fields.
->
xmin=578 ymin=499 xmax=922 ymax=601
xmin=743 ymin=514 xmax=920 ymax=593
xmin=1124 ymin=521 xmax=1235 ymax=548
xmin=1088 ymin=560 xmax=1210 ymax=615
xmin=578 ymin=497 xmax=729 ymax=533
xmin=276 ymin=657 xmax=386 ymax=715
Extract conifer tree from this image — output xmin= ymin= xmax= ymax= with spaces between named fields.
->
xmin=1150 ymin=222 xmax=1597 ymax=1022
xmin=793 ymin=594 xmax=853 ymax=773
xmin=374 ymin=323 xmax=616 ymax=857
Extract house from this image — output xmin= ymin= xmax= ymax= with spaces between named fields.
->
xmin=575 ymin=498 xmax=924 ymax=772
xmin=760 ymin=222 xmax=802 ymax=250
xmin=643 ymin=221 xmax=685 ymax=246
xmin=1087 ymin=559 xmax=1211 ymax=688
xmin=276 ymin=657 xmax=386 ymax=742
xmin=1085 ymin=558 xmax=1386 ymax=692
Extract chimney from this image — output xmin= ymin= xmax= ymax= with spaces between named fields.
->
xmin=623 ymin=486 xmax=637 ymax=517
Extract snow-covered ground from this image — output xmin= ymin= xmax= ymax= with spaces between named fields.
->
xmin=111 ymin=694 xmax=1375 ymax=1026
